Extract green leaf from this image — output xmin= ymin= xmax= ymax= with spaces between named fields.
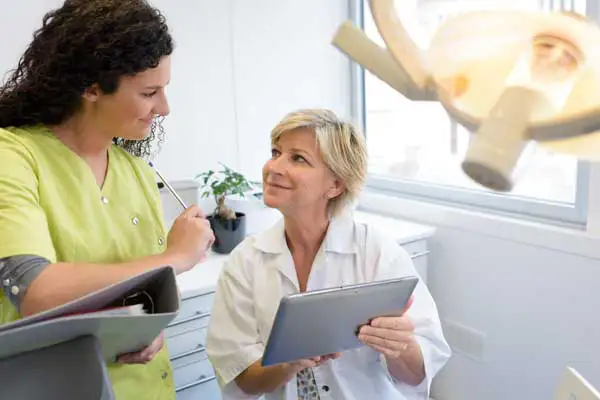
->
xmin=193 ymin=162 xmax=258 ymax=212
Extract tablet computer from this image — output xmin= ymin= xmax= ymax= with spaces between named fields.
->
xmin=261 ymin=276 xmax=419 ymax=366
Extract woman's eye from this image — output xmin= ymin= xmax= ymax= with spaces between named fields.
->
xmin=271 ymin=148 xmax=280 ymax=158
xmin=292 ymin=154 xmax=306 ymax=163
xmin=143 ymin=91 xmax=157 ymax=98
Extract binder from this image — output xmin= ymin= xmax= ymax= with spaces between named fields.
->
xmin=0 ymin=335 xmax=114 ymax=400
xmin=0 ymin=265 xmax=180 ymax=400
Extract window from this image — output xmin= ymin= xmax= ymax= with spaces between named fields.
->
xmin=355 ymin=0 xmax=590 ymax=226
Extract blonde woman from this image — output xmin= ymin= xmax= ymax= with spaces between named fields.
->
xmin=205 ymin=109 xmax=451 ymax=399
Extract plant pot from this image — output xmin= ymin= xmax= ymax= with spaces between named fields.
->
xmin=208 ymin=212 xmax=247 ymax=254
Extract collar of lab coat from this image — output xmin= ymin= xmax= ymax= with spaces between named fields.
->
xmin=253 ymin=210 xmax=358 ymax=255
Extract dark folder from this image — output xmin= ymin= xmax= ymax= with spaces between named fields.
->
xmin=0 ymin=265 xmax=180 ymax=400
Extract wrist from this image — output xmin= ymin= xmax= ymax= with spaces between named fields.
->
xmin=385 ymin=338 xmax=426 ymax=386
xmin=159 ymin=250 xmax=189 ymax=273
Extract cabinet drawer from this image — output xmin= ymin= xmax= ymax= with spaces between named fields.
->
xmin=173 ymin=356 xmax=215 ymax=389
xmin=176 ymin=376 xmax=220 ymax=400
xmin=171 ymin=292 xmax=215 ymax=326
xmin=166 ymin=313 xmax=210 ymax=338
xmin=171 ymin=346 xmax=209 ymax=370
xmin=166 ymin=327 xmax=207 ymax=360
xmin=402 ymin=239 xmax=429 ymax=259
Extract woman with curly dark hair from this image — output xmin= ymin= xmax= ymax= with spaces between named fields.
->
xmin=0 ymin=1 xmax=214 ymax=398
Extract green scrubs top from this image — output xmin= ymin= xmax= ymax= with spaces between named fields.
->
xmin=0 ymin=125 xmax=175 ymax=400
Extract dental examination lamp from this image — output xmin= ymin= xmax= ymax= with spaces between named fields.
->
xmin=332 ymin=0 xmax=600 ymax=192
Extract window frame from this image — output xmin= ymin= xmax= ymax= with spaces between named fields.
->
xmin=350 ymin=0 xmax=592 ymax=228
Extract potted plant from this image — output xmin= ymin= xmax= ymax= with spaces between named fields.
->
xmin=194 ymin=164 xmax=258 ymax=254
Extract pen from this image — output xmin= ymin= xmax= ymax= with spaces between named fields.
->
xmin=148 ymin=162 xmax=188 ymax=209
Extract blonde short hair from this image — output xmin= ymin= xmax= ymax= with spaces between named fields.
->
xmin=270 ymin=109 xmax=368 ymax=217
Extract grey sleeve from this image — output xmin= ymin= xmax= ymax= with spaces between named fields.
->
xmin=0 ymin=255 xmax=51 ymax=312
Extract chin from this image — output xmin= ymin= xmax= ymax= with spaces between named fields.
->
xmin=121 ymin=127 xmax=152 ymax=141
xmin=262 ymin=194 xmax=284 ymax=210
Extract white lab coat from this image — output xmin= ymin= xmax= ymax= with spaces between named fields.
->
xmin=205 ymin=211 xmax=451 ymax=399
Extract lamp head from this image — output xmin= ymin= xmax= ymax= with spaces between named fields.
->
xmin=332 ymin=1 xmax=600 ymax=192
xmin=423 ymin=9 xmax=600 ymax=190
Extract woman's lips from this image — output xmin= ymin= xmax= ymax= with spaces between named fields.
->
xmin=266 ymin=182 xmax=290 ymax=189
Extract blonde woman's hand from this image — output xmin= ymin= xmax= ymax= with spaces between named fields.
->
xmin=286 ymin=353 xmax=341 ymax=373
xmin=165 ymin=204 xmax=215 ymax=273
xmin=357 ymin=296 xmax=415 ymax=359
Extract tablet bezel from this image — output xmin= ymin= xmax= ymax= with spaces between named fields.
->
xmin=261 ymin=276 xmax=419 ymax=366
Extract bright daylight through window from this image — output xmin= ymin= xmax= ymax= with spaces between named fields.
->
xmin=360 ymin=0 xmax=589 ymax=225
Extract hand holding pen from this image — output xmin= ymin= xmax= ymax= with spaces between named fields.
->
xmin=165 ymin=205 xmax=214 ymax=268
xmin=150 ymin=162 xmax=215 ymax=272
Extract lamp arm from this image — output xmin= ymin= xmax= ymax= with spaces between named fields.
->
xmin=528 ymin=107 xmax=600 ymax=141
xmin=368 ymin=0 xmax=431 ymax=91
xmin=332 ymin=21 xmax=436 ymax=101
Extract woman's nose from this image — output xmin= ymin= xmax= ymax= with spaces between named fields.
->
xmin=269 ymin=155 xmax=287 ymax=175
xmin=154 ymin=92 xmax=170 ymax=117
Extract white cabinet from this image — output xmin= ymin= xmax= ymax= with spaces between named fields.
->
xmin=170 ymin=256 xmax=226 ymax=400
xmin=402 ymin=238 xmax=431 ymax=284
xmin=165 ymin=290 xmax=216 ymax=398
xmin=176 ymin=376 xmax=221 ymax=400
xmin=354 ymin=210 xmax=434 ymax=285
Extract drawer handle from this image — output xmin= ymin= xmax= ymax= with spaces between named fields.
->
xmin=172 ymin=311 xmax=211 ymax=326
xmin=186 ymin=291 xmax=216 ymax=301
xmin=170 ymin=345 xmax=205 ymax=361
xmin=175 ymin=375 xmax=217 ymax=392
xmin=410 ymin=250 xmax=429 ymax=259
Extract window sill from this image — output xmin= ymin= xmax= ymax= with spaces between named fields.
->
xmin=358 ymin=190 xmax=600 ymax=260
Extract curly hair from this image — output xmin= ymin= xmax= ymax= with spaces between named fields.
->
xmin=0 ymin=0 xmax=174 ymax=159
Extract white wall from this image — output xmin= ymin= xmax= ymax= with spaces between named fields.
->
xmin=152 ymin=0 xmax=239 ymax=181
xmin=359 ymin=189 xmax=600 ymax=400
xmin=229 ymin=0 xmax=352 ymax=181
xmin=152 ymin=0 xmax=352 ymax=181
xmin=0 ymin=0 xmax=351 ymax=182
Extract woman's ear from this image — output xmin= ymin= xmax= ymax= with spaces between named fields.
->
xmin=327 ymin=178 xmax=345 ymax=199
xmin=82 ymin=83 xmax=101 ymax=102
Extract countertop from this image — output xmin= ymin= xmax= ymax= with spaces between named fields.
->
xmin=353 ymin=209 xmax=435 ymax=244
xmin=175 ymin=210 xmax=435 ymax=299
xmin=176 ymin=252 xmax=229 ymax=299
